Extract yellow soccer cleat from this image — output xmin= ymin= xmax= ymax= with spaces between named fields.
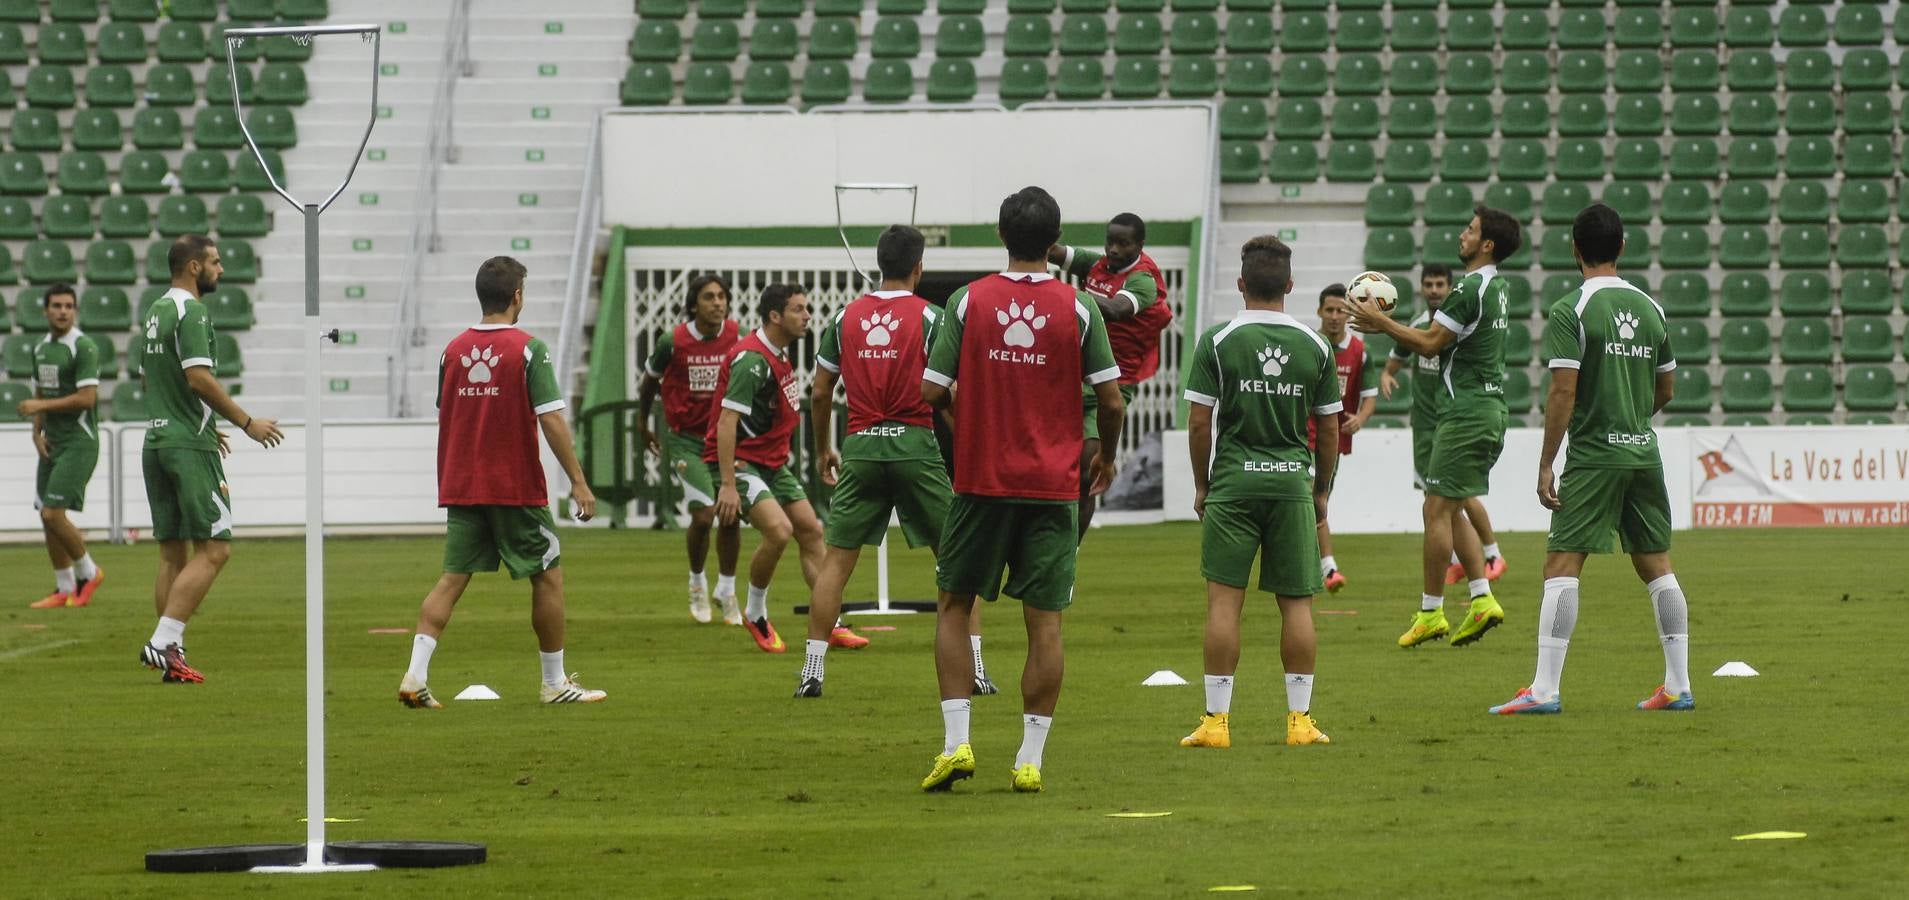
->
xmin=1286 ymin=710 xmax=1331 ymax=746
xmin=1450 ymin=594 xmax=1506 ymax=647
xmin=397 ymin=673 xmax=443 ymax=709
xmin=921 ymin=743 xmax=975 ymax=792
xmin=1178 ymin=712 xmax=1231 ymax=748
xmin=1011 ymin=763 xmax=1044 ymax=793
xmin=1397 ymin=610 xmax=1451 ymax=648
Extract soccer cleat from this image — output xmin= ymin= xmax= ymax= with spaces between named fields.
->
xmin=540 ymin=674 xmax=607 ymax=704
xmin=1324 ymin=569 xmax=1346 ymax=594
xmin=1179 ymin=712 xmax=1231 ymax=748
xmin=140 ymin=642 xmax=167 ymax=670
xmin=1484 ymin=556 xmax=1507 ymax=581
xmin=1489 ymin=687 xmax=1561 ymax=715
xmin=1444 ymin=562 xmax=1465 ymax=585
xmin=920 ymin=743 xmax=975 ymax=792
xmin=144 ymin=643 xmax=203 ymax=684
xmin=793 ymin=676 xmax=823 ymax=698
xmin=1450 ymin=594 xmax=1506 ymax=646
xmin=398 ymin=673 xmax=443 ymax=709
xmin=1011 ymin=763 xmax=1044 ymax=793
xmin=30 ymin=591 xmax=70 ymax=609
xmin=1637 ymin=685 xmax=1695 ymax=711
xmin=69 ymin=567 xmax=103 ymax=607
xmin=688 ymin=583 xmax=712 ymax=624
xmin=828 ymin=625 xmax=869 ymax=650
xmin=745 ymin=617 xmax=786 ymax=653
xmin=1285 ymin=711 xmax=1330 ymax=745
xmin=972 ymin=674 xmax=999 ymax=696
xmin=1397 ymin=610 xmax=1451 ymax=648
xmin=717 ymin=590 xmax=742 ymax=626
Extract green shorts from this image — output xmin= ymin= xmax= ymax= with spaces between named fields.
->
xmin=1411 ymin=425 xmax=1436 ymax=491
xmin=663 ymin=428 xmax=716 ymax=509
xmin=1201 ymin=498 xmax=1324 ymax=596
xmin=935 ymin=495 xmax=1078 ymax=611
xmin=1424 ymin=408 xmax=1507 ymax=499
xmin=1083 ymin=383 xmax=1138 ymax=442
xmin=1546 ymin=465 xmax=1673 ymax=555
xmin=143 ymin=447 xmax=231 ymax=541
xmin=36 ymin=442 xmax=99 ymax=512
xmin=444 ymin=504 xmax=561 ymax=580
xmin=714 ymin=460 xmax=807 ymax=508
xmin=824 ymin=457 xmax=952 ymax=550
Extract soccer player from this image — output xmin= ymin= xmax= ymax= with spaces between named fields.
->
xmin=799 ymin=225 xmax=992 ymax=697
xmin=1491 ymin=204 xmax=1692 ymax=715
xmin=398 ymin=256 xmax=605 ymax=708
xmin=918 ymin=186 xmax=1123 ymax=794
xmin=1380 ymin=265 xmax=1508 ymax=587
xmin=637 ymin=274 xmax=743 ymax=624
xmin=137 ymin=235 xmax=284 ymax=683
xmin=1348 ymin=206 xmax=1520 ymax=649
xmin=1309 ymin=283 xmax=1375 ymax=594
xmin=19 ymin=284 xmax=105 ymax=609
xmin=1178 ymin=236 xmax=1339 ymax=750
xmin=1049 ymin=213 xmax=1172 ymax=539
xmin=708 ymin=284 xmax=862 ymax=654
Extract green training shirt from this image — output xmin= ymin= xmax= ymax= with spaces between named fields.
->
xmin=1543 ymin=275 xmax=1676 ymax=469
xmin=1432 ymin=265 xmax=1510 ymax=419
xmin=139 ymin=288 xmax=221 ymax=452
xmin=1061 ymin=246 xmax=1160 ymax=313
xmin=31 ymin=329 xmax=101 ymax=450
xmin=1389 ymin=308 xmax=1444 ymax=431
xmin=1183 ymin=310 xmax=1343 ymax=502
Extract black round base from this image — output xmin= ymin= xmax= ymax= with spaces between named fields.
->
xmin=146 ymin=844 xmax=305 ymax=873
xmin=326 ymin=841 xmax=487 ymax=869
xmin=793 ymin=600 xmax=937 ymax=614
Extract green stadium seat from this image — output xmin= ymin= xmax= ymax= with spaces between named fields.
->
xmin=1719 ymin=320 xmax=1771 ymax=364
xmin=1559 ymin=96 xmax=1609 ymax=136
xmin=208 ymin=23 xmax=261 ymax=63
xmin=1895 ymin=4 xmax=1909 ymax=44
xmin=1501 ymin=10 xmax=1550 ymax=50
xmin=682 ymin=62 xmax=733 ymax=104
xmin=3 ymin=336 xmax=34 ymax=380
xmin=0 ymin=245 xmax=17 ymax=284
xmin=1601 ymin=180 xmax=1653 ymax=225
xmin=1656 ymin=226 xmax=1710 ymax=269
xmin=756 ymin=0 xmax=805 ymax=14
xmin=216 ymin=194 xmax=269 ymax=237
xmin=1330 ymin=98 xmax=1379 ymax=140
xmin=1784 ymin=93 xmax=1835 ymax=135
xmin=217 ymin=238 xmax=257 ymax=283
xmin=99 ymin=195 xmax=152 ymax=238
xmin=157 ymin=195 xmax=210 ymax=237
xmin=1446 ymin=10 xmax=1494 ymax=50
xmin=691 ymin=20 xmax=742 ymax=62
xmin=10 ymin=108 xmax=61 ymax=152
xmin=635 ymin=0 xmax=687 ymax=14
xmin=54 ymin=153 xmax=108 ymax=196
xmin=1842 ymin=319 xmax=1896 ymax=363
xmin=1219 ymin=99 xmax=1267 ymax=140
xmin=815 ymin=0 xmax=866 ymax=14
xmin=1388 ymin=54 xmax=1437 ymax=96
xmin=1484 ymin=183 xmax=1534 ymax=224
xmin=263 ymin=31 xmax=316 ymax=64
xmin=1775 ymin=272 xmax=1831 ymax=318
xmin=1111 ymin=58 xmax=1159 ymax=99
xmin=1671 ymin=95 xmax=1722 ymax=135
xmin=1114 ymin=14 xmax=1163 ymax=55
xmin=0 ymin=0 xmax=35 ymax=19
xmin=1725 ymin=8 xmax=1774 ymax=47
xmin=79 ymin=286 xmax=133 ymax=332
xmin=745 ymin=20 xmax=797 ymax=61
xmin=1502 ymin=369 xmax=1532 ymax=415
xmin=133 ymin=63 xmax=194 ymax=106
xmin=1167 ymin=57 xmax=1217 ymax=98
xmin=1539 ymin=183 xmax=1592 ymax=227
xmin=108 ymin=383 xmax=147 ymax=421
xmin=630 ymin=22 xmax=680 ymax=62
xmin=1557 ymin=9 xmax=1605 ymax=49
xmin=133 ymin=108 xmax=185 ymax=150
xmin=1 ymin=152 xmax=48 ymax=195
xmin=1444 ymin=97 xmax=1493 ymax=138
xmin=206 ymin=62 xmax=254 ymax=106
xmin=1727 ymin=94 xmax=1778 ymax=135
xmin=1535 ymin=228 xmax=1574 ymax=271
xmin=1671 ymin=7 xmax=1718 ymax=46
xmin=246 ymin=106 xmax=297 ymax=149
xmin=1218 ymin=141 xmax=1261 ymax=184
xmin=1719 ymin=367 xmax=1775 ymax=413
xmin=1386 ymin=10 xmax=1437 ymax=51
xmin=69 ymin=109 xmax=125 ymax=152
xmin=24 ymin=240 xmax=78 ymax=283
xmin=279 ymin=0 xmax=330 ymax=18
xmin=1847 ymin=414 xmax=1899 ymax=426
xmin=1053 ymin=59 xmax=1102 ymax=100
xmin=214 ymin=331 xmax=243 ymax=378
xmin=174 ymin=150 xmax=229 ymax=194
xmin=1279 ymin=11 xmax=1326 ymax=52
xmin=83 ymin=239 xmax=138 ymax=284
xmin=1439 ymin=140 xmax=1490 ymax=182
xmin=1225 ymin=13 xmax=1272 ymax=52
xmin=1504 ymin=321 xmax=1533 ymax=366
xmin=1613 ymin=51 xmax=1663 ymax=93
xmin=1836 ymin=226 xmax=1889 ymax=269
xmin=1840 ymin=49 xmax=1892 ymax=91
xmin=1556 ymin=52 xmax=1606 ymax=94
xmin=114 ymin=151 xmax=166 ymax=194
xmin=1363 ymin=228 xmax=1416 ymax=270
xmin=1774 ymin=182 xmax=1827 ymax=224
xmin=37 ymin=23 xmax=88 ymax=63
xmin=1783 ymin=136 xmax=1835 ymax=178
xmin=1496 ymin=139 xmax=1547 ymax=182
xmin=1613 ymin=140 xmax=1663 ymax=180
xmin=1423 ymin=183 xmax=1474 ymax=226
xmin=1222 ymin=57 xmax=1272 ymax=97
xmin=1778 ymin=366 xmax=1833 ymax=412
xmin=1443 ymin=54 xmax=1494 ymax=95
xmin=1500 ymin=52 xmax=1550 ymax=94
xmin=1778 ymin=225 xmax=1830 ymax=268
xmin=1382 ymin=141 xmax=1434 ymax=182
xmin=997 ymin=60 xmax=1047 ymax=106
xmin=1666 ymin=367 xmax=1713 ymax=413
xmin=1543 ymin=139 xmax=1597 ymax=181
xmin=1614 ymin=8 xmax=1662 ymax=47
xmin=1384 ymin=96 xmax=1433 ymax=139
xmin=808 ymin=19 xmax=858 ymax=60
xmin=41 ymin=195 xmax=92 ymax=239
xmin=1335 ymin=10 xmax=1382 ymax=51
xmin=1718 ymin=414 xmax=1771 ymax=427
xmin=256 ymin=62 xmax=308 ymax=105
xmin=193 ymin=107 xmax=245 ymax=149
xmin=1843 ymin=367 xmax=1901 ymax=412
xmin=225 ymin=150 xmax=278 ymax=195
xmin=91 ymin=333 xmax=121 ymax=378
xmin=1165 ymin=0 xmax=1216 ymax=8
xmin=145 ymin=240 xmax=171 ymax=282
xmin=1168 ymin=13 xmax=1217 ymax=54
xmin=1843 ymin=136 xmax=1894 ymax=178
xmin=1499 ymin=97 xmax=1549 ymax=138
xmin=1839 ymin=270 xmax=1894 ymax=315
xmin=1725 ymin=53 xmax=1776 ymax=94
xmin=1326 ymin=142 xmax=1376 ymax=183
xmin=1669 ymin=50 xmax=1719 ymax=92
xmin=156 ymin=21 xmax=207 ymax=62
xmin=97 ymin=21 xmax=150 ymax=63
xmin=619 ymin=64 xmax=670 ymax=106
xmin=1784 ymin=50 xmax=1834 ymax=91
xmin=1265 ymin=143 xmax=1318 ymax=182
xmin=1668 ymin=319 xmax=1712 ymax=363
xmin=1364 ymin=184 xmax=1415 ymax=226
xmin=1004 ymin=15 xmax=1052 ymax=57
xmin=1615 ymin=95 xmax=1664 ymax=136
xmin=0 ymin=197 xmax=31 ymax=238
xmin=802 ymin=62 xmax=853 ymax=106
xmin=206 ymin=287 xmax=253 ymax=330
xmin=1724 ymin=137 xmax=1776 ymax=178
xmin=1777 ymin=5 xmax=1828 ymax=46
xmin=1503 ymin=275 xmax=1534 ymax=318
xmin=0 ymin=24 xmax=21 ymax=65
xmin=25 ymin=65 xmax=77 ymax=108
xmin=1662 ymin=414 xmax=1711 ymax=428
xmin=1776 ymin=318 xmax=1832 ymax=365
xmin=937 ymin=0 xmax=985 ymax=10
xmin=1277 ymin=55 xmax=1327 ymax=97
xmin=1784 ymin=414 xmax=1832 ymax=426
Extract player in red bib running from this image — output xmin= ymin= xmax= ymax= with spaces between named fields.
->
xmin=1309 ymin=284 xmax=1377 ymax=593
xmin=397 ymin=257 xmax=605 ymax=708
xmin=638 ymin=274 xmax=743 ymax=624
xmin=1050 ymin=213 xmax=1172 ymax=540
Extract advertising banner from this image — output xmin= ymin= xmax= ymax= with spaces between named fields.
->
xmin=1688 ymin=427 xmax=1909 ymax=528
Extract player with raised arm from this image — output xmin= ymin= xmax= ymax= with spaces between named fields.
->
xmin=1348 ymin=206 xmax=1519 ymax=649
xmin=1309 ymin=283 xmax=1375 ymax=594
xmin=1490 ymin=204 xmax=1692 ymax=715
xmin=1049 ymin=213 xmax=1172 ymax=539
xmin=637 ymin=274 xmax=743 ymax=624
xmin=918 ymin=186 xmax=1123 ymax=794
xmin=1381 ymin=264 xmax=1509 ymax=590
xmin=398 ymin=256 xmax=605 ymax=708
xmin=799 ymin=225 xmax=989 ymax=697
xmin=20 ymin=284 xmax=105 ymax=609
xmin=137 ymin=235 xmax=284 ymax=683
xmin=1178 ymin=236 xmax=1339 ymax=750
xmin=709 ymin=284 xmax=864 ymax=654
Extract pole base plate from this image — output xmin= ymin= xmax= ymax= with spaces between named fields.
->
xmin=147 ymin=841 xmax=486 ymax=873
xmin=147 ymin=844 xmax=305 ymax=873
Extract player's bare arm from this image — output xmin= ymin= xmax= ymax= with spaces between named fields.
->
xmin=635 ymin=373 xmax=663 ymax=455
xmin=1380 ymin=356 xmax=1404 ymax=398
xmin=184 ymin=366 xmax=282 ymax=448
xmin=921 ymin=379 xmax=952 ymax=411
xmin=538 ymin=410 xmax=595 ymax=521
xmin=1536 ymin=368 xmax=1579 ymax=511
xmin=713 ymin=407 xmax=745 ymax=525
xmin=1312 ymin=412 xmax=1340 ymax=523
xmin=1348 ymin=297 xmax=1456 ymax=359
xmin=1652 ymin=371 xmax=1675 ymax=415
xmin=1346 ymin=394 xmax=1377 ymax=436
xmin=810 ymin=367 xmax=840 ymax=486
xmin=1088 ymin=379 xmax=1124 ymax=495
xmin=18 ymin=384 xmax=96 ymax=419
xmin=31 ymin=411 xmax=50 ymax=460
xmin=1186 ymin=401 xmax=1213 ymax=519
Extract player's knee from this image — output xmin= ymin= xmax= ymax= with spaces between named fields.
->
xmin=688 ymin=507 xmax=716 ymax=530
xmin=38 ymin=505 xmax=66 ymax=525
xmin=759 ymin=518 xmax=793 ymax=545
xmin=199 ymin=540 xmax=232 ymax=568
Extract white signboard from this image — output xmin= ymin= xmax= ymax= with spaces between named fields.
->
xmin=1687 ymin=427 xmax=1909 ymax=528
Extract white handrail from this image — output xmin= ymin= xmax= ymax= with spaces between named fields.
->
xmin=387 ymin=0 xmax=473 ymax=417
xmin=554 ymin=109 xmax=606 ymax=410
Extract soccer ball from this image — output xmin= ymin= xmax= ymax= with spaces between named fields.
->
xmin=1347 ymin=271 xmax=1398 ymax=312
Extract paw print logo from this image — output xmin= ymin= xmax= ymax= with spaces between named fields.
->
xmin=145 ymin=317 xmax=159 ymax=340
xmin=862 ymin=311 xmax=900 ymax=347
xmin=461 ymin=345 xmax=497 ymax=383
xmin=1615 ymin=310 xmax=1639 ymax=341
xmin=997 ymin=300 xmax=1048 ymax=349
xmin=1258 ymin=345 xmax=1289 ymax=377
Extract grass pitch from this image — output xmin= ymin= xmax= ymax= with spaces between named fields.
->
xmin=2 ymin=524 xmax=1905 ymax=898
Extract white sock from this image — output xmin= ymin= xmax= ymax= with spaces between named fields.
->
xmin=75 ymin=552 xmax=99 ymax=581
xmin=716 ymin=574 xmax=737 ymax=597
xmin=1016 ymin=714 xmax=1052 ymax=768
xmin=1532 ymin=576 xmax=1580 ymax=700
xmin=745 ymin=583 xmax=769 ymax=621
xmin=1647 ymin=574 xmax=1692 ymax=696
xmin=969 ymin=635 xmax=987 ymax=678
xmin=1203 ymin=674 xmax=1234 ymax=714
xmin=1284 ymin=673 xmax=1314 ymax=713
xmin=689 ymin=569 xmax=706 ymax=591
xmin=1482 ymin=542 xmax=1501 ymax=561
xmin=150 ymin=616 xmax=186 ymax=648
xmin=1421 ymin=592 xmax=1444 ymax=612
xmin=55 ymin=567 xmax=77 ymax=594
xmin=407 ymin=633 xmax=438 ymax=683
xmin=802 ymin=639 xmax=827 ymax=680
xmin=940 ymin=698 xmax=971 ymax=754
xmin=539 ymin=649 xmax=565 ymax=687
xmin=1468 ymin=578 xmax=1491 ymax=599
xmin=1319 ymin=555 xmax=1338 ymax=576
